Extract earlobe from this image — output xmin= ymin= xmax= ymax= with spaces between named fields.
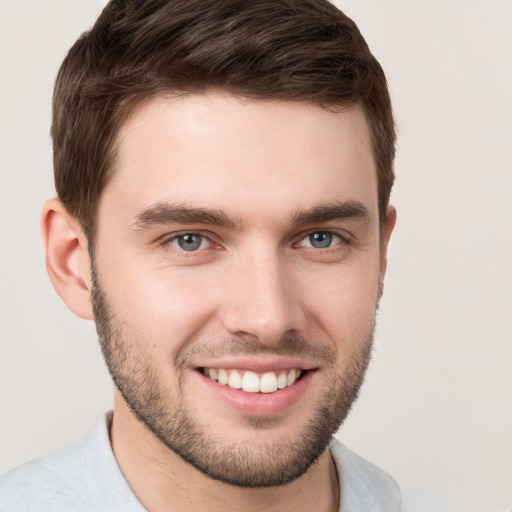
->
xmin=41 ymin=198 xmax=94 ymax=320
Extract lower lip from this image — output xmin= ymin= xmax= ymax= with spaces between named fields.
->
xmin=195 ymin=370 xmax=314 ymax=416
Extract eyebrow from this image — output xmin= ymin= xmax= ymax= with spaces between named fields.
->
xmin=131 ymin=202 xmax=242 ymax=230
xmin=131 ymin=200 xmax=372 ymax=231
xmin=290 ymin=201 xmax=372 ymax=226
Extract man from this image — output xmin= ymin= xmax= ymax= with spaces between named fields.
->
xmin=0 ymin=0 xmax=399 ymax=510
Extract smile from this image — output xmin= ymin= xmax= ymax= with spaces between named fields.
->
xmin=201 ymin=368 xmax=303 ymax=393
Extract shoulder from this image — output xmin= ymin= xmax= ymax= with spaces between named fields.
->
xmin=0 ymin=413 xmax=143 ymax=512
xmin=329 ymin=438 xmax=401 ymax=512
xmin=0 ymin=436 xmax=95 ymax=512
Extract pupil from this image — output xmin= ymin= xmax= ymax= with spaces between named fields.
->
xmin=310 ymin=232 xmax=332 ymax=248
xmin=178 ymin=234 xmax=201 ymax=251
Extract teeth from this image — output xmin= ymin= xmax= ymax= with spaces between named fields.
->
xmin=260 ymin=372 xmax=278 ymax=393
xmin=277 ymin=372 xmax=287 ymax=389
xmin=204 ymin=368 xmax=304 ymax=394
xmin=287 ymin=369 xmax=297 ymax=386
xmin=228 ymin=370 xmax=242 ymax=389
xmin=218 ymin=369 xmax=228 ymax=385
xmin=242 ymin=371 xmax=260 ymax=393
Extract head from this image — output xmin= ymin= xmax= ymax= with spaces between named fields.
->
xmin=43 ymin=0 xmax=396 ymax=490
xmin=52 ymin=0 xmax=395 ymax=242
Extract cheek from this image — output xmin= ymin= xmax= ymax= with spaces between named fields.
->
xmin=301 ymin=261 xmax=380 ymax=340
xmin=96 ymin=255 xmax=221 ymax=350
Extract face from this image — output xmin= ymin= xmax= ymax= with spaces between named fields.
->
xmin=91 ymin=93 xmax=393 ymax=487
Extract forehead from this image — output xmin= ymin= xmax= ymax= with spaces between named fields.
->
xmin=102 ymin=93 xmax=378 ymax=227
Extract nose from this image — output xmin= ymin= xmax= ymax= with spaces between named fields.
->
xmin=219 ymin=248 xmax=306 ymax=346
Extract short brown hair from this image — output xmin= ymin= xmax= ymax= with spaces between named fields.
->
xmin=52 ymin=0 xmax=395 ymax=239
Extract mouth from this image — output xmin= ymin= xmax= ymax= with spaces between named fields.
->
xmin=199 ymin=367 xmax=305 ymax=394
xmin=194 ymin=364 xmax=314 ymax=416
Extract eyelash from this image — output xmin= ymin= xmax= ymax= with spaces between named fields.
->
xmin=294 ymin=231 xmax=346 ymax=250
xmin=163 ymin=230 xmax=349 ymax=254
xmin=164 ymin=232 xmax=215 ymax=253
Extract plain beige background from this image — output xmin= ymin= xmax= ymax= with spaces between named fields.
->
xmin=0 ymin=1 xmax=511 ymax=511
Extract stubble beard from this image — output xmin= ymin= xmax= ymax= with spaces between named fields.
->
xmin=91 ymin=265 xmax=376 ymax=488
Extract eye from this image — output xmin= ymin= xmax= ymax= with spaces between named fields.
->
xmin=168 ymin=233 xmax=211 ymax=252
xmin=298 ymin=231 xmax=343 ymax=249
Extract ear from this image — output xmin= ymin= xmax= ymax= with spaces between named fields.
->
xmin=41 ymin=198 xmax=94 ymax=320
xmin=379 ymin=205 xmax=397 ymax=284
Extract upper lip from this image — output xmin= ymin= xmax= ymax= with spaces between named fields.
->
xmin=194 ymin=357 xmax=318 ymax=373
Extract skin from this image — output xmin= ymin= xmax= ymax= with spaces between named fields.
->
xmin=42 ymin=92 xmax=396 ymax=512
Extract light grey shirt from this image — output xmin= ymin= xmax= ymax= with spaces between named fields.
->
xmin=0 ymin=413 xmax=401 ymax=511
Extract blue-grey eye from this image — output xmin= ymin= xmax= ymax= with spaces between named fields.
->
xmin=300 ymin=231 xmax=341 ymax=249
xmin=170 ymin=233 xmax=208 ymax=251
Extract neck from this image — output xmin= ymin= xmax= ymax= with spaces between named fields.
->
xmin=110 ymin=394 xmax=340 ymax=512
